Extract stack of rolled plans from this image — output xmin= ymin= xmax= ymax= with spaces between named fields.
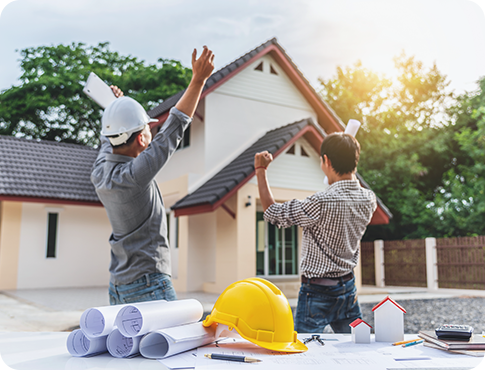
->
xmin=66 ymin=299 xmax=217 ymax=359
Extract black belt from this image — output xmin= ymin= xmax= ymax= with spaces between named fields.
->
xmin=301 ymin=272 xmax=353 ymax=286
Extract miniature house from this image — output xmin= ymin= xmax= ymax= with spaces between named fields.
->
xmin=349 ymin=318 xmax=372 ymax=343
xmin=372 ymin=296 xmax=406 ymax=342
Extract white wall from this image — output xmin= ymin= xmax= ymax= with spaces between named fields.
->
xmin=204 ymin=54 xmax=317 ymax=182
xmin=17 ymin=203 xmax=111 ymax=289
xmin=248 ymin=137 xmax=327 ymax=193
xmin=155 ymin=112 xmax=206 ymax=185
xmin=187 ymin=212 xmax=217 ymax=291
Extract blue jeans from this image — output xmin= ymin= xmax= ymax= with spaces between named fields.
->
xmin=109 ymin=273 xmax=177 ymax=305
xmin=294 ymin=277 xmax=362 ymax=333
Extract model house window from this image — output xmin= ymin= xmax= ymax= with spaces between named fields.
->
xmin=301 ymin=147 xmax=310 ymax=157
xmin=270 ymin=64 xmax=278 ymax=75
xmin=176 ymin=125 xmax=191 ymax=150
xmin=46 ymin=212 xmax=58 ymax=258
xmin=256 ymin=212 xmax=298 ymax=276
xmin=286 ymin=145 xmax=295 ymax=155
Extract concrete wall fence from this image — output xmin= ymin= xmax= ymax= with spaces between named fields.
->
xmin=361 ymin=236 xmax=485 ymax=290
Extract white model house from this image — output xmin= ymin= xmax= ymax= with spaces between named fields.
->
xmin=372 ymin=296 xmax=406 ymax=342
xmin=349 ymin=318 xmax=372 ymax=343
xmin=0 ymin=38 xmax=392 ymax=295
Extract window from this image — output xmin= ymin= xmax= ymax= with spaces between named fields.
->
xmin=46 ymin=213 xmax=58 ymax=258
xmin=270 ymin=64 xmax=278 ymax=75
xmin=286 ymin=145 xmax=295 ymax=155
xmin=256 ymin=212 xmax=299 ymax=276
xmin=301 ymin=147 xmax=309 ymax=157
xmin=254 ymin=62 xmax=263 ymax=72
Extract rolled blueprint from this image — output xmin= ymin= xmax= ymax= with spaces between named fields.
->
xmin=66 ymin=329 xmax=107 ymax=357
xmin=80 ymin=302 xmax=141 ymax=338
xmin=115 ymin=299 xmax=203 ymax=338
xmin=107 ymin=328 xmax=142 ymax=358
xmin=345 ymin=119 xmax=361 ymax=137
xmin=139 ymin=322 xmax=216 ymax=359
xmin=323 ymin=119 xmax=361 ymax=186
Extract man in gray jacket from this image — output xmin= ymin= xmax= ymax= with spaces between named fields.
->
xmin=92 ymin=47 xmax=214 ymax=305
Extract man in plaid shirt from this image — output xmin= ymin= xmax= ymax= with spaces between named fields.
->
xmin=254 ymin=132 xmax=376 ymax=333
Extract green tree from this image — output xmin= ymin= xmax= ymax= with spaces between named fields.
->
xmin=0 ymin=42 xmax=192 ymax=146
xmin=429 ymin=78 xmax=485 ymax=236
xmin=320 ymin=53 xmax=454 ymax=240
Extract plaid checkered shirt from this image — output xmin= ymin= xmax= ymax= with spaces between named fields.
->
xmin=264 ymin=179 xmax=377 ymax=279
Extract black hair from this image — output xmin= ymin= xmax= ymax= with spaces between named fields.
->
xmin=320 ymin=133 xmax=360 ymax=175
xmin=109 ymin=128 xmax=144 ymax=148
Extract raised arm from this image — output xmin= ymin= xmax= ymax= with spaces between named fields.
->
xmin=175 ymin=46 xmax=215 ymax=118
xmin=254 ymin=151 xmax=276 ymax=211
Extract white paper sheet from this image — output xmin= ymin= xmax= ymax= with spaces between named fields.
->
xmin=115 ymin=299 xmax=203 ymax=338
xmin=66 ymin=329 xmax=108 ymax=357
xmin=106 ymin=328 xmax=142 ymax=358
xmin=140 ymin=322 xmax=216 ymax=359
xmin=158 ymin=349 xmax=198 ymax=369
xmin=195 ymin=337 xmax=396 ymax=370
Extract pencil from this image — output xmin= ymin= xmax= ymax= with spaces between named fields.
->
xmin=402 ymin=339 xmax=424 ymax=347
xmin=204 ymin=353 xmax=262 ymax=363
xmin=392 ymin=339 xmax=421 ymax=346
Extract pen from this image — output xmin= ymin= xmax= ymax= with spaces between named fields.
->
xmin=392 ymin=339 xmax=421 ymax=346
xmin=204 ymin=353 xmax=262 ymax=363
xmin=402 ymin=339 xmax=424 ymax=347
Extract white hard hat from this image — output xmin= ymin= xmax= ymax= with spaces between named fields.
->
xmin=101 ymin=97 xmax=158 ymax=146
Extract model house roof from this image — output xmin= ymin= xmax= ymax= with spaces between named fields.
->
xmin=171 ymin=118 xmax=392 ymax=225
xmin=148 ymin=38 xmax=345 ymax=134
xmin=0 ymin=135 xmax=100 ymax=205
xmin=372 ymin=296 xmax=407 ymax=313
xmin=349 ymin=318 xmax=372 ymax=328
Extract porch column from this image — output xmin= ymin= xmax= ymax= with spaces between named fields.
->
xmin=425 ymin=237 xmax=438 ymax=291
xmin=374 ymin=239 xmax=385 ymax=288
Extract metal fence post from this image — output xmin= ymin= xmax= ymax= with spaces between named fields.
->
xmin=425 ymin=237 xmax=438 ymax=290
xmin=374 ymin=239 xmax=385 ymax=288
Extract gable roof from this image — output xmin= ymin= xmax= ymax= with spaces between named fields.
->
xmin=148 ymin=38 xmax=345 ymax=134
xmin=372 ymin=296 xmax=407 ymax=313
xmin=349 ymin=318 xmax=372 ymax=328
xmin=172 ymin=118 xmax=392 ymax=225
xmin=0 ymin=135 xmax=101 ymax=206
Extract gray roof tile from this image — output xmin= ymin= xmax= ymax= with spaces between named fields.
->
xmin=0 ymin=135 xmax=100 ymax=203
xmin=172 ymin=119 xmax=309 ymax=210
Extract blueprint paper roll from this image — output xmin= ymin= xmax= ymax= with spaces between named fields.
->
xmin=115 ymin=299 xmax=203 ymax=338
xmin=107 ymin=328 xmax=142 ymax=358
xmin=345 ymin=119 xmax=361 ymax=137
xmin=80 ymin=302 xmax=138 ymax=338
xmin=66 ymin=329 xmax=108 ymax=357
xmin=139 ymin=322 xmax=216 ymax=359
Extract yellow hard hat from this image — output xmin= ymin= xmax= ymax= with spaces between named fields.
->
xmin=202 ymin=277 xmax=307 ymax=353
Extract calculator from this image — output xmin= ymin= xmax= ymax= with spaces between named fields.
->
xmin=435 ymin=324 xmax=474 ymax=340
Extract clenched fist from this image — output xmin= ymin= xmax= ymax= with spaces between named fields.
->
xmin=254 ymin=151 xmax=273 ymax=170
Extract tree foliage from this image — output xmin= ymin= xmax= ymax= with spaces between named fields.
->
xmin=319 ymin=53 xmax=483 ymax=240
xmin=0 ymin=42 xmax=192 ymax=146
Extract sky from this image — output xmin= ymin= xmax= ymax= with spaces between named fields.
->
xmin=1 ymin=0 xmax=485 ymax=97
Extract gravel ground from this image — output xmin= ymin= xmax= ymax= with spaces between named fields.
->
xmin=360 ymin=297 xmax=485 ymax=334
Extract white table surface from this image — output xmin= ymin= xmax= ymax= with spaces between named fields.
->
xmin=0 ymin=332 xmax=483 ymax=370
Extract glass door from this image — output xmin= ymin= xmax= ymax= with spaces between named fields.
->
xmin=256 ymin=212 xmax=298 ymax=276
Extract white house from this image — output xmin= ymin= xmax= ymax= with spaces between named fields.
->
xmin=0 ymin=38 xmax=392 ymax=296
xmin=349 ymin=318 xmax=372 ymax=343
xmin=372 ymin=296 xmax=406 ymax=342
